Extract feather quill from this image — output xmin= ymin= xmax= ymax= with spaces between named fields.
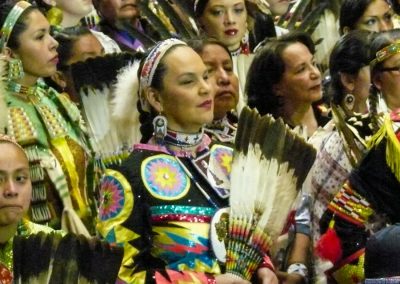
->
xmin=226 ymin=107 xmax=316 ymax=280
xmin=0 ymin=58 xmax=7 ymax=133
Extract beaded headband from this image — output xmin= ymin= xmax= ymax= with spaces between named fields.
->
xmin=370 ymin=40 xmax=400 ymax=69
xmin=0 ymin=133 xmax=27 ymax=159
xmin=139 ymin=38 xmax=187 ymax=109
xmin=0 ymin=1 xmax=32 ymax=51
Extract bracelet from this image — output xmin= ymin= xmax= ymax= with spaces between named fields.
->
xmin=287 ymin=263 xmax=308 ymax=278
xmin=260 ymin=255 xmax=275 ymax=272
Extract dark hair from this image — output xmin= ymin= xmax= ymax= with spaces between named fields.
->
xmin=0 ymin=1 xmax=38 ymax=50
xmin=329 ymin=30 xmax=372 ymax=105
xmin=54 ymin=26 xmax=93 ymax=71
xmin=194 ymin=0 xmax=209 ymax=18
xmin=137 ymin=42 xmax=186 ymax=142
xmin=187 ymin=37 xmax=232 ymax=61
xmin=339 ymin=0 xmax=391 ymax=35
xmin=368 ymin=29 xmax=400 ymax=130
xmin=246 ymin=31 xmax=315 ymax=117
xmin=370 ymin=29 xmax=400 ymax=76
xmin=392 ymin=0 xmax=400 ymax=14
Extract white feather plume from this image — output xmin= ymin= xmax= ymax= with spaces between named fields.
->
xmin=110 ymin=60 xmax=142 ymax=147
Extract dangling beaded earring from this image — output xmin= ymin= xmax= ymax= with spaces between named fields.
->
xmin=344 ymin=93 xmax=355 ymax=111
xmin=8 ymin=58 xmax=24 ymax=81
xmin=153 ymin=114 xmax=167 ymax=145
xmin=240 ymin=30 xmax=250 ymax=55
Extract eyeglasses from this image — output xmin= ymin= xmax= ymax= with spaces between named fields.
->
xmin=379 ymin=66 xmax=400 ymax=73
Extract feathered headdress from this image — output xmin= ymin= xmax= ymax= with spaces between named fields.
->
xmin=224 ymin=107 xmax=316 ymax=280
xmin=68 ymin=52 xmax=141 ymax=165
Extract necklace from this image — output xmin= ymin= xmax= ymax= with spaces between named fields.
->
xmin=7 ymin=81 xmax=37 ymax=100
xmin=164 ymin=129 xmax=204 ymax=149
xmin=230 ymin=47 xmax=241 ymax=57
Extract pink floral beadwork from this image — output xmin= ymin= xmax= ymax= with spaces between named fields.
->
xmin=99 ymin=176 xmax=125 ymax=221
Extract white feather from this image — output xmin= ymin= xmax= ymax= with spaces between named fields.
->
xmin=111 ymin=60 xmax=142 ymax=147
xmin=226 ymin=109 xmax=316 ymax=280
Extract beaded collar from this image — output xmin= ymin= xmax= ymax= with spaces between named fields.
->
xmin=164 ymin=129 xmax=204 ymax=149
xmin=7 ymin=80 xmax=37 ymax=99
xmin=135 ymin=134 xmax=211 ymax=159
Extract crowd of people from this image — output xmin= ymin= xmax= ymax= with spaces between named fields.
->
xmin=1 ymin=0 xmax=400 ymax=283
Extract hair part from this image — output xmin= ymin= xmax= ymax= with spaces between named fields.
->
xmin=187 ymin=37 xmax=232 ymax=61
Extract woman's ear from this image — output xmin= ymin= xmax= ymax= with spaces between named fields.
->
xmin=372 ymin=72 xmax=383 ymax=91
xmin=3 ymin=47 xmax=14 ymax=58
xmin=340 ymin=72 xmax=356 ymax=93
xmin=145 ymin=87 xmax=163 ymax=113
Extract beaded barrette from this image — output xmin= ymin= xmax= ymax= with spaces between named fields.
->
xmin=0 ymin=1 xmax=31 ymax=51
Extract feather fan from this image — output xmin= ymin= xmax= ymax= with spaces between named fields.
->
xmin=13 ymin=232 xmax=123 ymax=284
xmin=115 ymin=21 xmax=156 ymax=49
xmin=156 ymin=0 xmax=197 ymax=40
xmin=0 ymin=58 xmax=7 ymax=133
xmin=226 ymin=107 xmax=316 ymax=280
xmin=138 ymin=0 xmax=172 ymax=39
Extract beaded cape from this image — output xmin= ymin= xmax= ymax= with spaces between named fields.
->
xmin=1 ymin=75 xmax=96 ymax=235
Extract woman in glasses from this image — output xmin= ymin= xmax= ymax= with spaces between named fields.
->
xmin=370 ymin=28 xmax=400 ymax=113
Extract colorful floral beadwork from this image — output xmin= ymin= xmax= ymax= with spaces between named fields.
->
xmin=211 ymin=145 xmax=233 ymax=176
xmin=142 ymin=154 xmax=190 ymax=200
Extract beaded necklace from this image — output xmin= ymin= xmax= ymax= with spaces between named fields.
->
xmin=164 ymin=129 xmax=204 ymax=149
xmin=7 ymin=80 xmax=37 ymax=100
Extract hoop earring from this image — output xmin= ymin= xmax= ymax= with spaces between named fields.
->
xmin=153 ymin=114 xmax=167 ymax=145
xmin=344 ymin=93 xmax=355 ymax=111
xmin=8 ymin=58 xmax=24 ymax=81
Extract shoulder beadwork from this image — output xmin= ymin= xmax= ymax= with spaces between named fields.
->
xmin=98 ymin=169 xmax=134 ymax=225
